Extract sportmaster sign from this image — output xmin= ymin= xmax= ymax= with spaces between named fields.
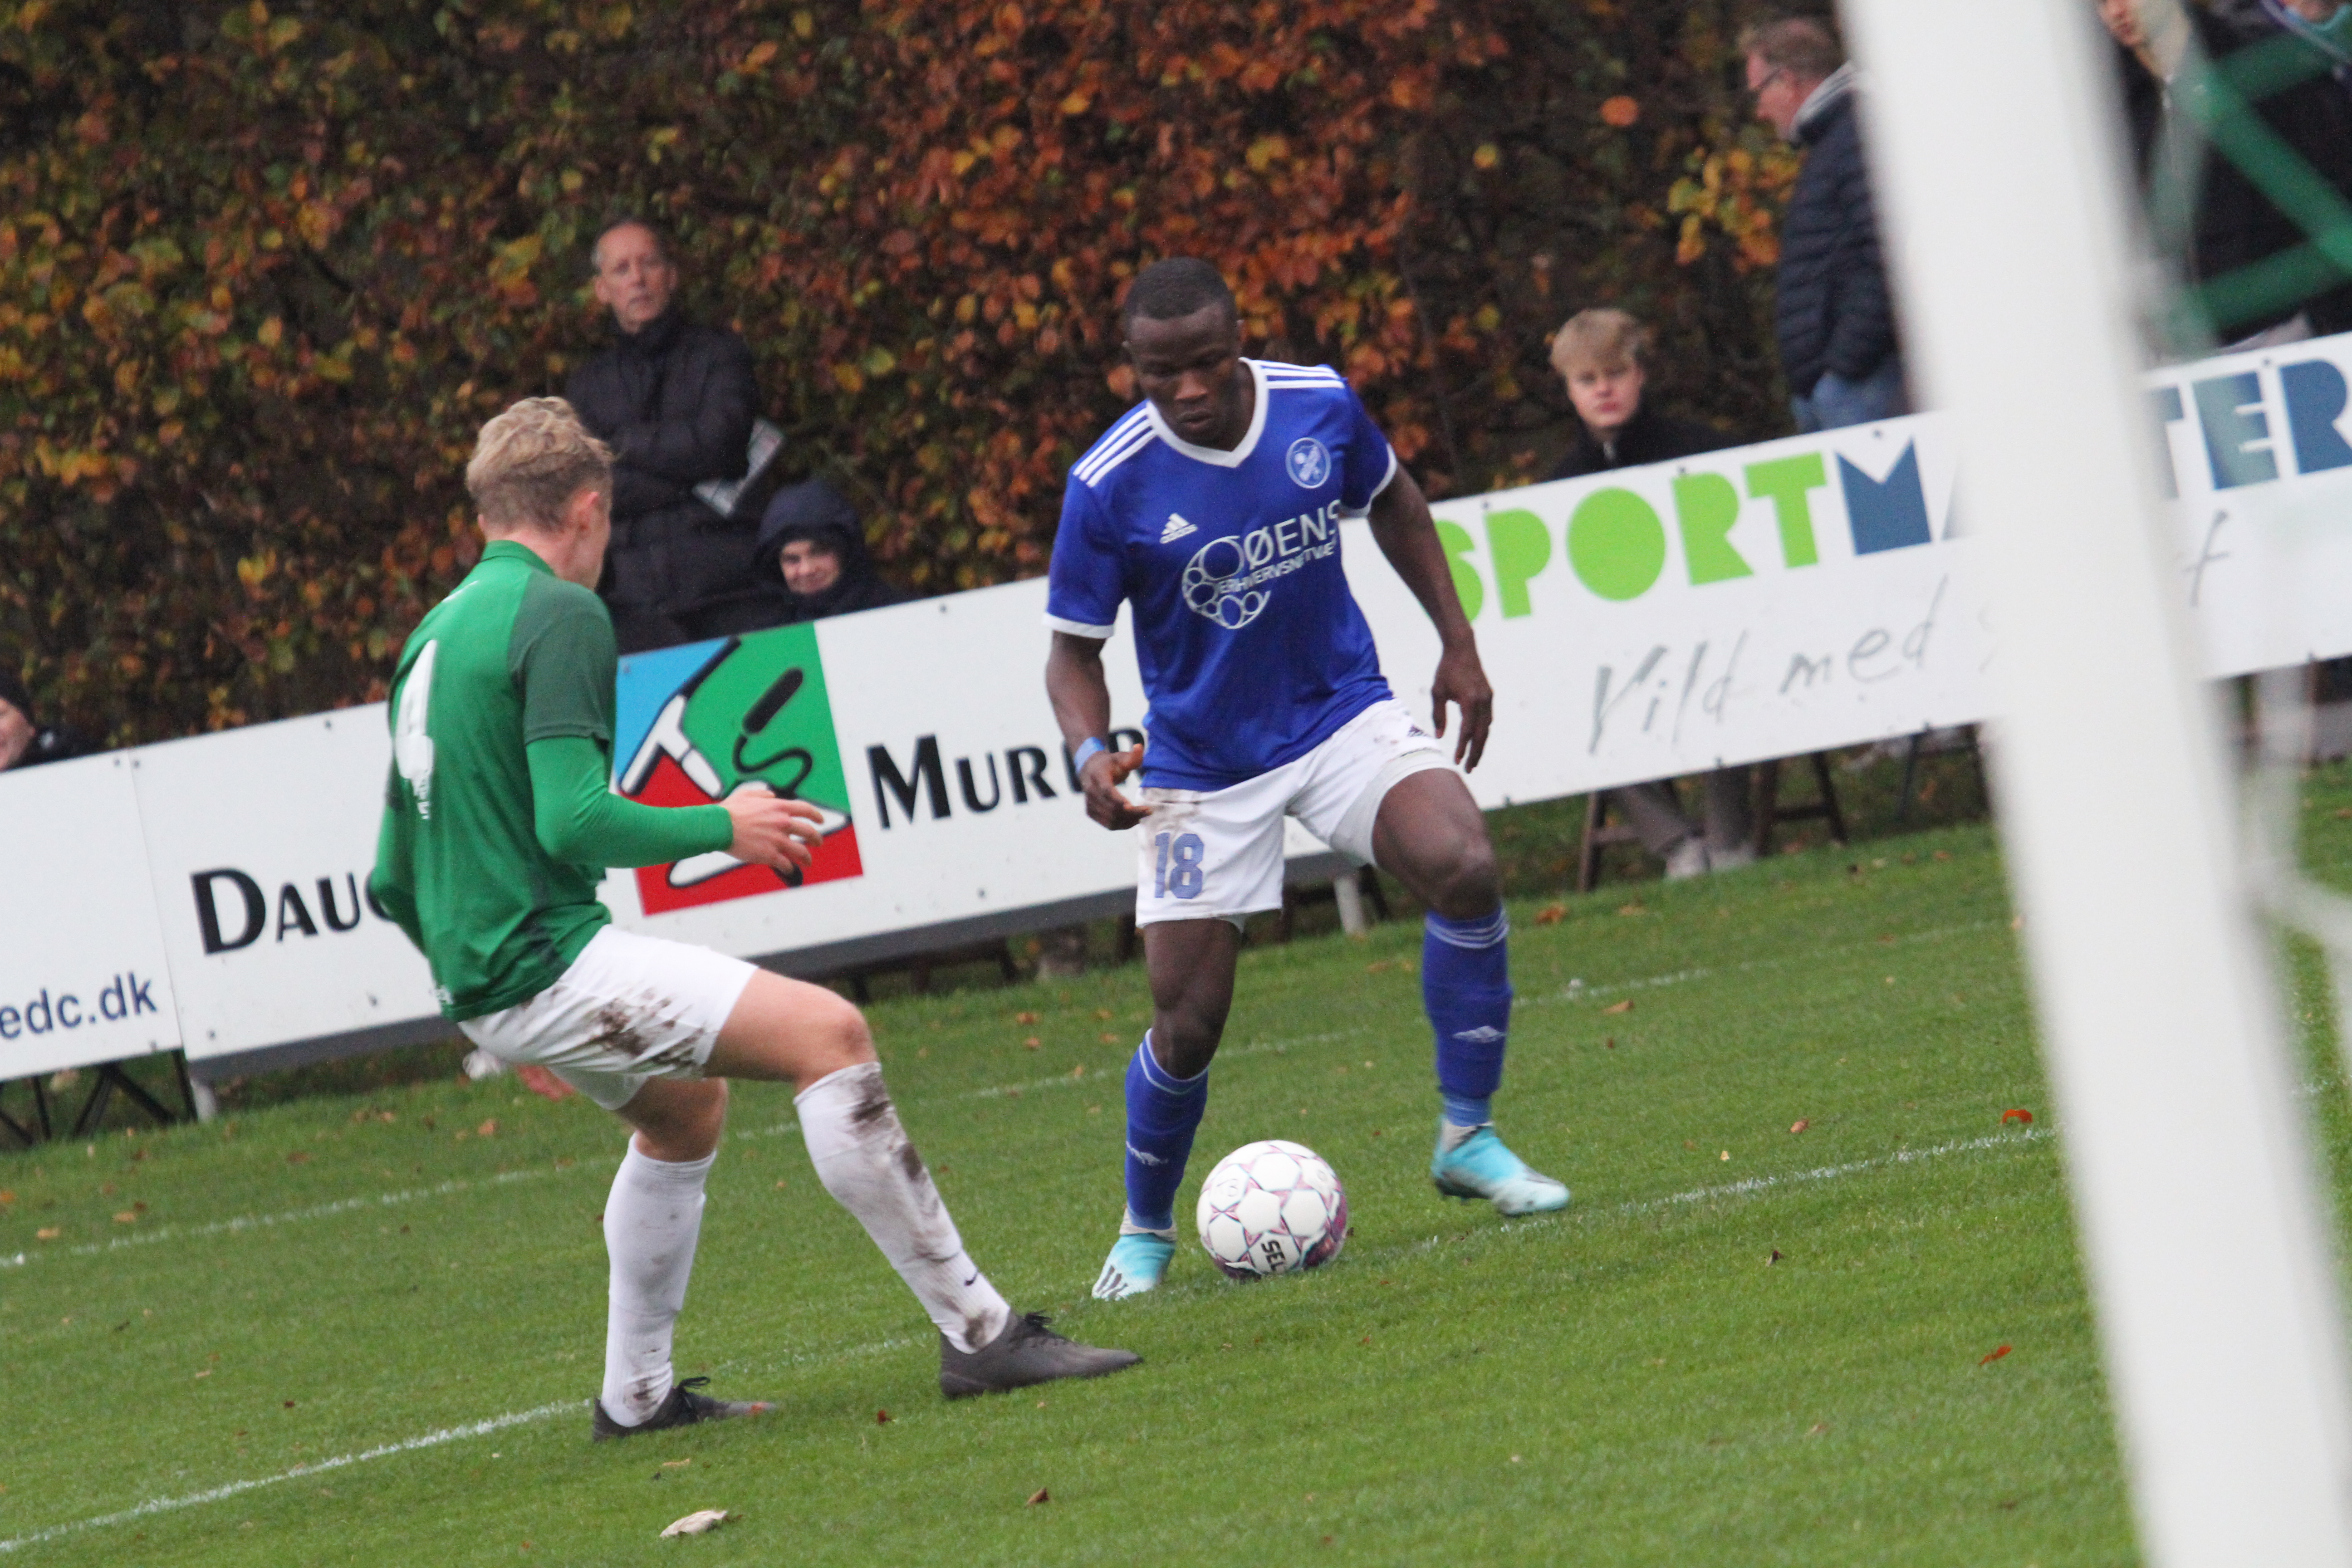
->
xmin=612 ymin=627 xmax=864 ymax=915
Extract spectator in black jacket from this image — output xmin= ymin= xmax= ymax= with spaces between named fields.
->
xmin=2099 ymin=0 xmax=2352 ymax=346
xmin=1744 ymin=18 xmax=1908 ymax=433
xmin=1544 ymin=309 xmax=1753 ymax=878
xmin=1548 ymin=309 xmax=1737 ymax=480
xmin=565 ymin=219 xmax=769 ymax=653
xmin=0 ymin=666 xmax=82 ymax=773
xmin=754 ymin=479 xmax=910 ymax=624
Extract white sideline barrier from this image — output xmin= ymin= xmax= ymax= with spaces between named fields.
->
xmin=2 ymin=331 xmax=2348 ymax=1081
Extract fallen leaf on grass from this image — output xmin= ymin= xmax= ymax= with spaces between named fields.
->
xmin=1719 ymin=1150 xmax=1731 ymax=1161
xmin=875 ymin=1410 xmax=891 ymax=1425
xmin=1603 ymin=1037 xmax=1617 ymax=1049
xmin=660 ymin=1459 xmax=692 ymax=1469
xmin=1980 ymin=1344 xmax=2012 ymax=1366
xmin=1933 ymin=850 xmax=1952 ymax=861
xmin=1094 ymin=1008 xmax=1113 ymax=1020
xmin=1014 ymin=1011 xmax=1040 ymax=1025
xmin=1789 ymin=1119 xmax=1809 ymax=1134
xmin=1615 ymin=902 xmax=1646 ymax=917
xmin=0 ymin=1189 xmax=13 ymax=1205
xmin=1768 ymin=1250 xmax=1783 ymax=1265
xmin=1098 ymin=1031 xmax=1119 ymax=1043
xmin=1601 ymin=1000 xmax=1634 ymax=1016
xmin=660 ymin=1509 xmax=731 ymax=1538
xmin=112 ymin=1210 xmax=137 ymax=1225
xmin=475 ymin=1119 xmax=499 ymax=1138
xmin=1534 ymin=903 xmax=1567 ymax=926
xmin=1022 ymin=1037 xmax=1041 ymax=1050
xmin=284 ymin=1151 xmax=310 ymax=1166
xmin=1808 ymin=1422 xmax=1828 ymax=1435
xmin=2002 ymin=1108 xmax=2034 ymax=1126
xmin=1069 ymin=1064 xmax=1085 ymax=1079
xmin=1026 ymin=1489 xmax=1050 ymax=1507
xmin=193 ymin=1369 xmax=211 ymax=1378
xmin=34 ymin=1227 xmax=59 ymax=1241
xmin=2337 ymin=808 xmax=2352 ymax=820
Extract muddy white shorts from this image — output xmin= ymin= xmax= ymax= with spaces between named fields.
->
xmin=1134 ymin=698 xmax=1452 ymax=928
xmin=457 ymin=926 xmax=758 ymax=1111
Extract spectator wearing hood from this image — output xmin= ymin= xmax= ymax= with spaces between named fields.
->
xmin=0 ymin=667 xmax=82 ymax=773
xmin=565 ymin=218 xmax=769 ymax=653
xmin=1745 ymin=17 xmax=1908 ymax=433
xmin=755 ymin=478 xmax=909 ymax=624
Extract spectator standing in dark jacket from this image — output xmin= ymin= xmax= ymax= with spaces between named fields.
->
xmin=565 ymin=219 xmax=770 ymax=652
xmin=2099 ymin=0 xmax=2352 ymax=346
xmin=0 ymin=666 xmax=83 ymax=773
xmin=754 ymin=479 xmax=910 ymax=624
xmin=1744 ymin=18 xmax=1908 ymax=433
xmin=1545 ymin=309 xmax=1754 ymax=878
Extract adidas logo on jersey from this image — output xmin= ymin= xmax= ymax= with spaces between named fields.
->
xmin=1159 ymin=513 xmax=1198 ymax=544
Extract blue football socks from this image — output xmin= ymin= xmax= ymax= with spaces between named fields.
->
xmin=1424 ymin=909 xmax=1513 ymax=1137
xmin=1121 ymin=1033 xmax=1208 ymax=1235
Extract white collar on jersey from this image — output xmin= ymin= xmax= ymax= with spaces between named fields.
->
xmin=1142 ymin=358 xmax=1269 ymax=469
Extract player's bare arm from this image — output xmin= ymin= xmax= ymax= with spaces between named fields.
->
xmin=1366 ymin=466 xmax=1495 ymax=771
xmin=1044 ymin=631 xmax=1149 ymax=830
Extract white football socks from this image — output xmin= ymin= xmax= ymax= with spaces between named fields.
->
xmin=599 ymin=1143 xmax=715 ymax=1428
xmin=797 ymin=1062 xmax=1012 ymax=1354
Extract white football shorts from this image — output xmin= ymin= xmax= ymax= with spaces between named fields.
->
xmin=457 ymin=926 xmax=758 ymax=1111
xmin=1133 ymin=698 xmax=1452 ymax=928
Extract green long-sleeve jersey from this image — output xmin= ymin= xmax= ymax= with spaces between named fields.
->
xmin=369 ymin=539 xmax=732 ymax=1019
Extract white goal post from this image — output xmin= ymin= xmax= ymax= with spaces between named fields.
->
xmin=1838 ymin=0 xmax=2352 ymax=1563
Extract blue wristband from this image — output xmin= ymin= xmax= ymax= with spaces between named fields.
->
xmin=1073 ymin=736 xmax=1109 ymax=775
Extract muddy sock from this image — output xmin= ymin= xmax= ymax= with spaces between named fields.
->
xmin=599 ymin=1143 xmax=714 ymax=1427
xmin=797 ymin=1062 xmax=1013 ymax=1354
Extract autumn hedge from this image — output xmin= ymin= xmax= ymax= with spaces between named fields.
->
xmin=0 ymin=0 xmax=1806 ymax=745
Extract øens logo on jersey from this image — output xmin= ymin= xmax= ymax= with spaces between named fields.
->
xmin=1180 ymin=500 xmax=1346 ymax=631
xmin=1451 ymin=1026 xmax=1506 ymax=1044
xmin=613 ymin=626 xmax=864 ymax=914
xmin=1285 ymin=436 xmax=1332 ymax=489
xmin=1159 ymin=512 xmax=1198 ymax=544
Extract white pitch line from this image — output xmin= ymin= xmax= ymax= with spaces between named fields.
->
xmin=0 ymin=1167 xmax=556 ymax=1273
xmin=0 ymin=1400 xmax=575 ymax=1556
xmin=1528 ymin=917 xmax=2007 ymax=1009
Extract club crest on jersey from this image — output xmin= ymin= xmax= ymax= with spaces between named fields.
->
xmin=1159 ymin=513 xmax=1198 ymax=544
xmin=1285 ymin=436 xmax=1333 ymax=489
xmin=1179 ymin=500 xmax=1343 ymax=632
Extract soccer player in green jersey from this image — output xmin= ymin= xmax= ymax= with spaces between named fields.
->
xmin=370 ymin=398 xmax=1137 ymax=1437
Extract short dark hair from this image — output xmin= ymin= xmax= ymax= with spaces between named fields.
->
xmin=590 ymin=216 xmax=670 ymax=275
xmin=1738 ymin=16 xmax=1843 ymax=82
xmin=1122 ymin=258 xmax=1236 ymax=329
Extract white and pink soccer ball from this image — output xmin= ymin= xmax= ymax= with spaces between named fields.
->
xmin=1196 ymin=1140 xmax=1348 ymax=1279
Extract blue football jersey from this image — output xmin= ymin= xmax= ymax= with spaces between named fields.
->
xmin=1045 ymin=359 xmax=1400 ymax=791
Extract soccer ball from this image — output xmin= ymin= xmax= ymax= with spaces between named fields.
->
xmin=1196 ymin=1140 xmax=1348 ymax=1279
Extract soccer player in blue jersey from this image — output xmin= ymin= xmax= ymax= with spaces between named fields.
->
xmin=1044 ymin=259 xmax=1570 ymax=1301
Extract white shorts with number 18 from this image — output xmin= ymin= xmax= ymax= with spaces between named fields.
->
xmin=1133 ymin=698 xmax=1451 ymax=928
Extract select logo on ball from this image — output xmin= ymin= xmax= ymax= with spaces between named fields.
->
xmin=1197 ymin=1139 xmax=1348 ymax=1279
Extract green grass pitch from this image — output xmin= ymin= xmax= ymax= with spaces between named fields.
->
xmin=10 ymin=776 xmax=2352 ymax=1565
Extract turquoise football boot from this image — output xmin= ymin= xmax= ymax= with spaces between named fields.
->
xmin=1091 ymin=1230 xmax=1176 ymax=1301
xmin=1430 ymin=1124 xmax=1571 ymax=1215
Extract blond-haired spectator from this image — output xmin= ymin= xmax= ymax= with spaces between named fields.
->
xmin=1548 ymin=309 xmax=1738 ymax=480
xmin=1545 ymin=309 xmax=1752 ymax=878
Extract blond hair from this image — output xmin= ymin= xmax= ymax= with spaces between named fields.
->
xmin=1550 ymin=309 xmax=1651 ymax=377
xmin=466 ymin=398 xmax=612 ymax=531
